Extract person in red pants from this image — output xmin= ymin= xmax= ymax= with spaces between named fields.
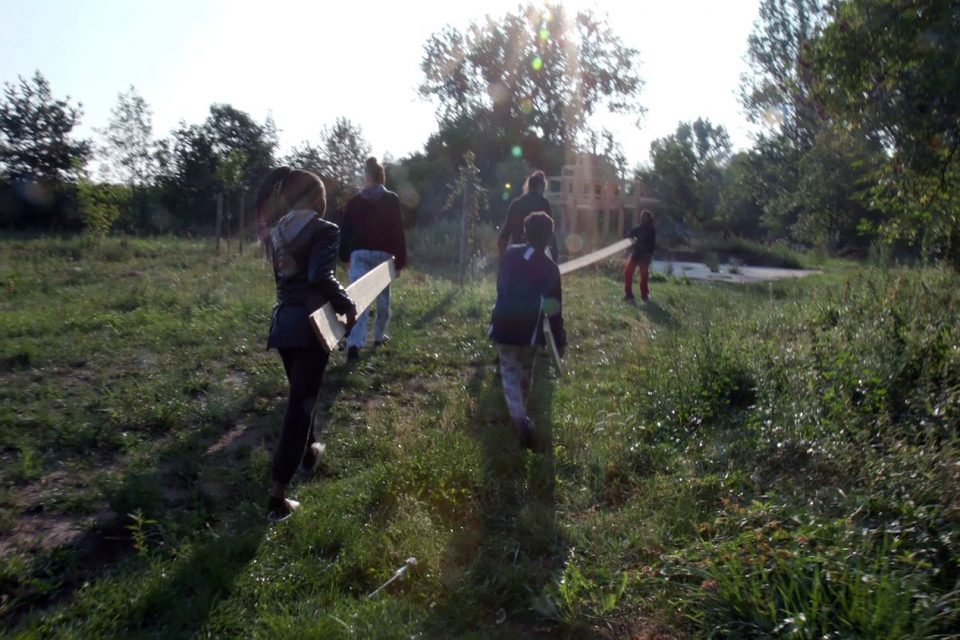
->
xmin=624 ymin=210 xmax=656 ymax=302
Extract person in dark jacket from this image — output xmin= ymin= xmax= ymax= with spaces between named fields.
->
xmin=339 ymin=157 xmax=407 ymax=360
xmin=498 ymin=170 xmax=560 ymax=260
xmin=624 ymin=209 xmax=656 ymax=302
xmin=489 ymin=211 xmax=566 ymax=448
xmin=256 ymin=167 xmax=357 ymax=522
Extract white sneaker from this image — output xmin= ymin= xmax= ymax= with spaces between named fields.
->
xmin=300 ymin=442 xmax=327 ymax=474
xmin=267 ymin=497 xmax=301 ymax=522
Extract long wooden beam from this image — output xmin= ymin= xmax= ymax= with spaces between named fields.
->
xmin=558 ymin=238 xmax=634 ymax=275
xmin=310 ymin=259 xmax=397 ymax=353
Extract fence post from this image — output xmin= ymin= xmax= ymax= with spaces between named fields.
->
xmin=215 ymin=192 xmax=224 ymax=254
xmin=238 ymin=191 xmax=245 ymax=256
xmin=458 ymin=181 xmax=470 ymax=286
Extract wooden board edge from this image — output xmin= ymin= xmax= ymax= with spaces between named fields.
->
xmin=309 ymin=258 xmax=397 ymax=353
xmin=542 ymin=316 xmax=563 ymax=374
xmin=310 ymin=304 xmax=343 ymax=353
xmin=558 ymin=238 xmax=635 ymax=276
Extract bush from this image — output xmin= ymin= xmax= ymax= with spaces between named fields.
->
xmin=77 ymin=181 xmax=130 ymax=239
xmin=693 ymin=235 xmax=808 ymax=269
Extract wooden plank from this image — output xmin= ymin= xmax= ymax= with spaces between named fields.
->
xmin=542 ymin=315 xmax=563 ymax=374
xmin=558 ymin=238 xmax=634 ymax=275
xmin=310 ymin=258 xmax=397 ymax=353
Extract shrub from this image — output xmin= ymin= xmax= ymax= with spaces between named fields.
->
xmin=77 ymin=181 xmax=130 ymax=239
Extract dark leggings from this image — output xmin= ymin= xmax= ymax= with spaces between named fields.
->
xmin=273 ymin=347 xmax=330 ymax=485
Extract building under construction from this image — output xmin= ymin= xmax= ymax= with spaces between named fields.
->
xmin=543 ymin=154 xmax=659 ymax=251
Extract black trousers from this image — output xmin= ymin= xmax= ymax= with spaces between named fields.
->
xmin=273 ymin=346 xmax=330 ymax=485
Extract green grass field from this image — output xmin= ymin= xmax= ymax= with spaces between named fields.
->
xmin=1 ymin=236 xmax=958 ymax=638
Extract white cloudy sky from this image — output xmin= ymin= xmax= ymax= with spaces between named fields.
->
xmin=1 ymin=0 xmax=763 ymax=167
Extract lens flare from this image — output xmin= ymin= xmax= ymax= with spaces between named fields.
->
xmin=399 ymin=185 xmax=421 ymax=209
xmin=502 ymin=192 xmax=511 ymax=201
xmin=763 ymin=105 xmax=786 ymax=126
xmin=531 ymin=57 xmax=543 ymax=71
xmin=539 ymin=28 xmax=550 ymax=41
xmin=20 ymin=182 xmax=54 ymax=207
xmin=505 ymin=183 xmax=512 ymax=189
xmin=487 ymin=81 xmax=509 ymax=105
xmin=511 ymin=145 xmax=523 ymax=159
xmin=565 ymin=233 xmax=584 ymax=253
xmin=520 ymin=97 xmax=534 ymax=114
xmin=542 ymin=297 xmax=561 ymax=316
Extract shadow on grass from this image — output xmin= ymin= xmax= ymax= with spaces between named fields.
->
xmin=425 ymin=351 xmax=600 ymax=638
xmin=3 ymin=429 xmax=274 ymax=637
xmin=3 ymin=358 xmax=355 ymax=637
xmin=641 ymin=300 xmax=675 ymax=328
xmin=121 ymin=511 xmax=268 ymax=639
xmin=412 ymin=289 xmax=459 ymax=330
xmin=103 ymin=352 xmax=380 ymax=637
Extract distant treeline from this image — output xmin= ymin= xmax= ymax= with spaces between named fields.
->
xmin=1 ymin=1 xmax=957 ymax=265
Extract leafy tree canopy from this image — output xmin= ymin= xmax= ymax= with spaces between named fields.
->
xmin=0 ymin=71 xmax=90 ymax=183
xmin=420 ymin=3 xmax=644 ymax=149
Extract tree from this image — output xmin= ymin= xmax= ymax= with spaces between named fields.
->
xmin=789 ymin=125 xmax=886 ymax=248
xmin=737 ymin=0 xmax=888 ymax=251
xmin=284 ymin=117 xmax=371 ymax=216
xmin=717 ymin=152 xmax=766 ymax=239
xmin=581 ymin=128 xmax=628 ymax=180
xmin=387 ymin=152 xmax=456 ymax=227
xmin=0 ymin=71 xmax=90 ymax=183
xmin=443 ymin=151 xmax=488 ymax=284
xmin=204 ymin=103 xmax=275 ymax=190
xmin=156 ymin=104 xmax=276 ymax=231
xmin=158 ymin=121 xmax=218 ymax=230
xmin=741 ymin=0 xmax=829 ymax=151
xmin=317 ymin=118 xmax=371 ymax=211
xmin=643 ymin=119 xmax=732 ymax=227
xmin=98 ymin=86 xmax=156 ymax=186
xmin=813 ymin=0 xmax=960 ymax=264
xmin=420 ymin=3 xmax=643 ymax=149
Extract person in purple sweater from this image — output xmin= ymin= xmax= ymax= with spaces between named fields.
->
xmin=489 ymin=212 xmax=566 ymax=448
xmin=339 ymin=157 xmax=407 ymax=360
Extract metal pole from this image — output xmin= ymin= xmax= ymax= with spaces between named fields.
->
xmin=367 ymin=558 xmax=417 ymax=599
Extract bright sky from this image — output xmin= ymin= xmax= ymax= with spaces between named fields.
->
xmin=1 ymin=0 xmax=761 ymax=168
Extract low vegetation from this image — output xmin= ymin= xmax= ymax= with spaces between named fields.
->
xmin=1 ymin=236 xmax=957 ymax=638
